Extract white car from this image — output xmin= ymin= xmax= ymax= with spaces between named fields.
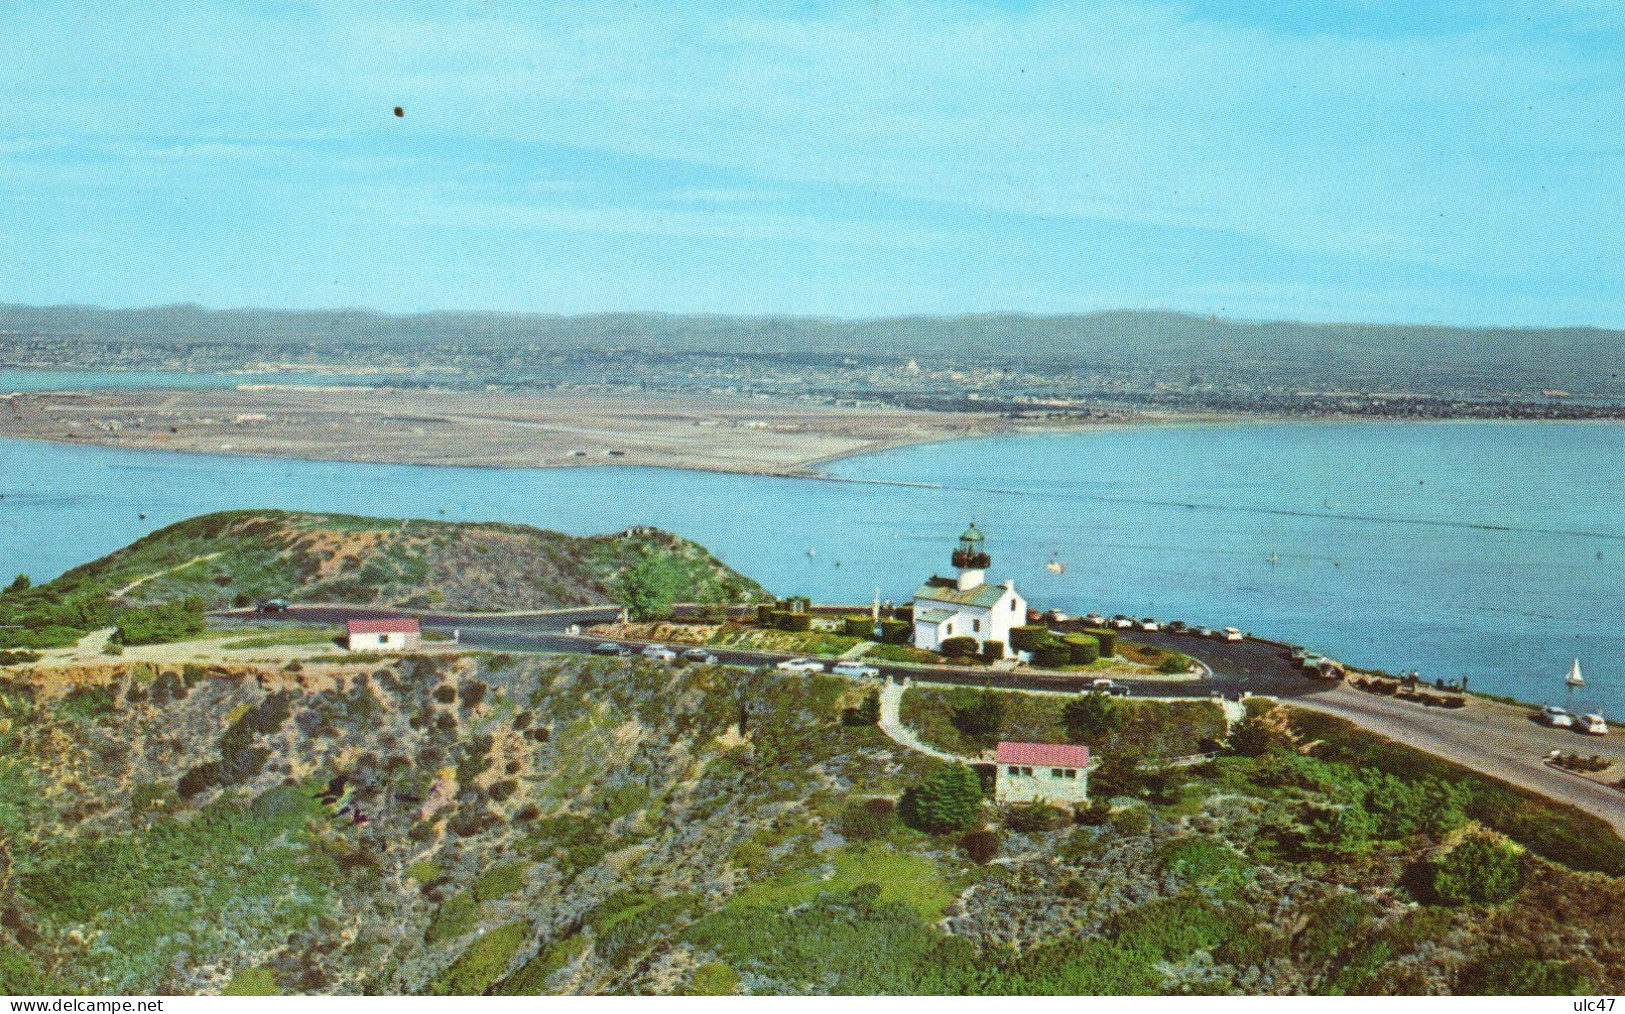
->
xmin=1043 ymin=608 xmax=1069 ymax=623
xmin=1138 ymin=617 xmax=1160 ymax=632
xmin=1541 ymin=705 xmax=1574 ymax=728
xmin=1221 ymin=627 xmax=1245 ymax=642
xmin=776 ymin=657 xmax=826 ymax=673
xmin=1579 ymin=713 xmax=1610 ymax=736
xmin=1194 ymin=626 xmax=1215 ymax=639
xmin=680 ymin=647 xmax=718 ymax=665
xmin=1110 ymin=615 xmax=1135 ymax=629
xmin=832 ymin=661 xmax=880 ymax=678
xmin=1083 ymin=613 xmax=1105 ymax=626
xmin=641 ymin=643 xmax=677 ymax=661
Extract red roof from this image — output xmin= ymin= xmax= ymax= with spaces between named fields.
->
xmin=995 ymin=741 xmax=1091 ymax=768
xmin=346 ymin=618 xmax=420 ymax=635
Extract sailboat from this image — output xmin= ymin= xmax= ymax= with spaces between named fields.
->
xmin=1045 ymin=554 xmax=1065 ymax=574
xmin=1566 ymin=658 xmax=1585 ymax=688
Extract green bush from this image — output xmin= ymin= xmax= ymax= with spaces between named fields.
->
xmin=473 ymin=861 xmax=531 ymax=902
xmin=1064 ymin=634 xmax=1100 ymax=665
xmin=893 ymin=606 xmax=913 ymax=624
xmin=949 ymin=689 xmax=1006 ymax=740
xmin=939 ymin=636 xmax=978 ymax=658
xmin=836 ymin=800 xmax=896 ymax=842
xmin=757 ymin=604 xmax=777 ymax=625
xmin=1432 ymin=832 xmax=1524 ymax=905
xmin=980 ymin=639 xmax=1005 ymax=661
xmin=1084 ymin=628 xmax=1116 ymax=657
xmin=1032 ymin=642 xmax=1072 ymax=668
xmin=1062 ymin=693 xmax=1121 ymax=741
xmin=961 ymin=828 xmax=1001 ymax=863
xmin=1109 ymin=806 xmax=1150 ymax=835
xmin=1009 ymin=625 xmax=1051 ymax=651
xmin=685 ymin=962 xmax=741 ymax=996
xmin=426 ymin=891 xmax=483 ymax=943
xmin=843 ymin=616 xmax=875 ymax=638
xmin=113 ymin=597 xmax=207 ymax=646
xmin=1003 ymin=801 xmax=1069 ymax=832
xmin=780 ymin=612 xmax=813 ymax=632
xmin=902 ymin=763 xmax=983 ymax=834
xmin=878 ymin=618 xmax=911 ymax=644
xmin=426 ymin=921 xmax=530 ymax=995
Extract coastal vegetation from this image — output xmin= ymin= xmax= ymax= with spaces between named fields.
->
xmin=0 ymin=652 xmax=1619 ymax=995
xmin=0 ymin=511 xmax=766 ymax=649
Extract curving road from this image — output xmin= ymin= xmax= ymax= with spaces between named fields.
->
xmin=217 ymin=604 xmax=1625 ymax=833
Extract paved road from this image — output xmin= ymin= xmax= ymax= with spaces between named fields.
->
xmin=1292 ymin=684 xmax=1625 ymax=835
xmin=222 ymin=605 xmax=1328 ymax=702
xmin=219 ymin=604 xmax=1624 ymax=832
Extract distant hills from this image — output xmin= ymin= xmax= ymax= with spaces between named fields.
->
xmin=4 ymin=303 xmax=1623 ymax=399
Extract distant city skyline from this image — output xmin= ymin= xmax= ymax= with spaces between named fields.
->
xmin=3 ymin=1 xmax=1622 ymax=328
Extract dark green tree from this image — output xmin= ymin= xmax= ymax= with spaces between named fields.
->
xmin=1062 ymin=693 xmax=1121 ymax=742
xmin=614 ymin=551 xmax=684 ymax=621
xmin=4 ymin=573 xmax=29 ymax=594
xmin=950 ymin=689 xmax=1006 ymax=741
xmin=903 ymin=763 xmax=983 ymax=833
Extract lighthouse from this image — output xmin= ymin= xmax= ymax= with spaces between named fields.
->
xmin=911 ymin=523 xmax=1026 ymax=655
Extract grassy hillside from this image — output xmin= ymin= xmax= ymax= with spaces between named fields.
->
xmin=0 ymin=653 xmax=1619 ymax=995
xmin=0 ymin=511 xmax=767 ymax=648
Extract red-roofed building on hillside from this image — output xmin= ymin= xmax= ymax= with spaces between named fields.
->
xmin=346 ymin=617 xmax=421 ymax=652
xmin=994 ymin=740 xmax=1091 ymax=804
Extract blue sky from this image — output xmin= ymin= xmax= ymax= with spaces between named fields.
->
xmin=2 ymin=1 xmax=1622 ymax=324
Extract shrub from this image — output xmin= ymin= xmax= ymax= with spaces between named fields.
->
xmin=960 ymin=828 xmax=1001 ymax=864
xmin=837 ymin=800 xmax=896 ymax=842
xmin=1109 ymin=806 xmax=1150 ymax=836
xmin=843 ymin=690 xmax=881 ymax=727
xmin=426 ymin=891 xmax=483 ymax=943
xmin=756 ymin=604 xmax=777 ymax=625
xmin=939 ymin=636 xmax=978 ymax=658
xmin=1064 ymin=634 xmax=1100 ymax=665
xmin=878 ymin=618 xmax=911 ymax=644
xmin=1085 ymin=628 xmax=1117 ymax=657
xmin=1074 ymin=798 xmax=1113 ymax=826
xmin=1062 ymin=693 xmax=1121 ymax=742
xmin=902 ymin=763 xmax=983 ymax=833
xmin=426 ymin=921 xmax=530 ymax=995
xmin=950 ymin=689 xmax=1006 ymax=740
xmin=1158 ymin=653 xmax=1192 ymax=675
xmin=112 ymin=597 xmax=207 ymax=646
xmin=473 ymin=861 xmax=531 ymax=902
xmin=1003 ymin=801 xmax=1068 ymax=832
xmin=843 ymin=616 xmax=875 ymax=638
xmin=1009 ymin=625 xmax=1051 ymax=652
xmin=781 ymin=612 xmax=813 ymax=633
xmin=1032 ymin=642 xmax=1073 ymax=669
xmin=980 ymin=639 xmax=1005 ymax=661
xmin=1432 ymin=832 xmax=1524 ymax=905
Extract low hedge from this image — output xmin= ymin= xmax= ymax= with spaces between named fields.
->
xmin=894 ymin=606 xmax=913 ymax=624
xmin=843 ymin=616 xmax=874 ymax=639
xmin=940 ymin=636 xmax=979 ymax=658
xmin=1085 ymin=628 xmax=1116 ymax=657
xmin=1064 ymin=634 xmax=1100 ymax=665
xmin=981 ymin=639 xmax=1006 ymax=661
xmin=779 ymin=612 xmax=812 ymax=632
xmin=1009 ymin=625 xmax=1052 ymax=652
xmin=756 ymin=604 xmax=777 ymax=625
xmin=1033 ymin=642 xmax=1073 ymax=668
xmin=878 ymin=618 xmax=911 ymax=644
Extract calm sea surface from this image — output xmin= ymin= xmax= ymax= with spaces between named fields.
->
xmin=1 ymin=421 xmax=1619 ymax=716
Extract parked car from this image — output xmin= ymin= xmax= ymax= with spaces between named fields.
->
xmin=1300 ymin=654 xmax=1328 ymax=670
xmin=680 ymin=647 xmax=718 ymax=665
xmin=776 ymin=657 xmax=826 ymax=673
xmin=258 ymin=598 xmax=291 ymax=613
xmin=1086 ymin=678 xmax=1132 ymax=697
xmin=1138 ymin=617 xmax=1160 ymax=632
xmin=1221 ymin=627 xmax=1245 ymax=642
xmin=832 ymin=661 xmax=880 ymax=678
xmin=1083 ymin=613 xmax=1105 ymax=626
xmin=1043 ymin=608 xmax=1069 ymax=623
xmin=1578 ymin=713 xmax=1610 ymax=736
xmin=591 ymin=642 xmax=631 ymax=657
xmin=641 ymin=643 xmax=678 ymax=661
xmin=1110 ymin=615 xmax=1135 ymax=629
xmin=1540 ymin=705 xmax=1574 ymax=728
xmin=1194 ymin=626 xmax=1215 ymax=639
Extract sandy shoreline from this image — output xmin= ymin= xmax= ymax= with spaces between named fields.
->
xmin=0 ymin=386 xmax=1180 ymax=475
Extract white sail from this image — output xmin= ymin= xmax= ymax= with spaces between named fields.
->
xmin=1566 ymin=658 xmax=1585 ymax=687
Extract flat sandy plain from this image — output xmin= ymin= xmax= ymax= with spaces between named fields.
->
xmin=0 ymin=386 xmax=1099 ymax=474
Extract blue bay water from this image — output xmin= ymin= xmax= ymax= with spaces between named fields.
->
xmin=0 ymin=421 xmax=1619 ymax=717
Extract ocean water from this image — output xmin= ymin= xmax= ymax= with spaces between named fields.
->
xmin=0 ymin=421 xmax=1619 ymax=716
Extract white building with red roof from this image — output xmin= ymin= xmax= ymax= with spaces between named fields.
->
xmin=345 ymin=617 xmax=421 ymax=652
xmin=994 ymin=740 xmax=1091 ymax=804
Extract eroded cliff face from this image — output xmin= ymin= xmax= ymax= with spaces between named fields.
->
xmin=0 ymin=653 xmax=1620 ymax=996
